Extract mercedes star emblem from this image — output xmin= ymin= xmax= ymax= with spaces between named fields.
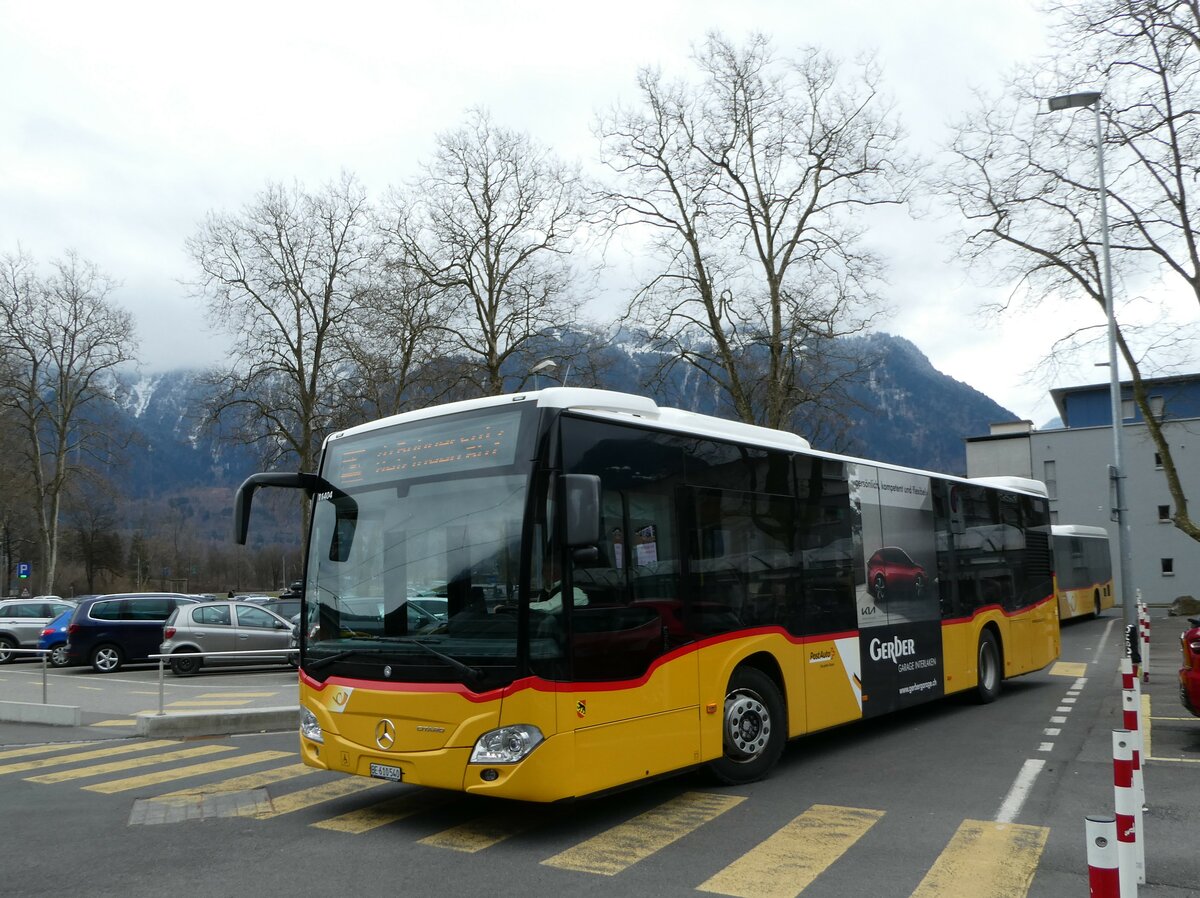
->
xmin=375 ymin=718 xmax=396 ymax=750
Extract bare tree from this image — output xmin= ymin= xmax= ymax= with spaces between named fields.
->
xmin=935 ymin=0 xmax=1200 ymax=543
xmin=0 ymin=250 xmax=137 ymax=594
xmin=385 ymin=108 xmax=590 ymax=396
xmin=187 ymin=173 xmax=378 ymax=527
xmin=597 ymin=33 xmax=916 ymax=432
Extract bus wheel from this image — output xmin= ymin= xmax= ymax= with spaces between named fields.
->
xmin=709 ymin=667 xmax=785 ymax=785
xmin=975 ymin=630 xmax=1002 ymax=704
xmin=1093 ymin=591 xmax=1103 ymax=618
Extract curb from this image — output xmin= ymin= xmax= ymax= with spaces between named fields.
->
xmin=136 ymin=706 xmax=299 ymax=738
xmin=0 ymin=700 xmax=81 ymax=727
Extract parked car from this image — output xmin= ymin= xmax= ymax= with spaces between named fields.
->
xmin=39 ymin=606 xmax=82 ymax=667
xmin=160 ymin=600 xmax=297 ymax=676
xmin=0 ymin=597 xmax=77 ymax=663
xmin=1180 ymin=616 xmax=1200 ymax=717
xmin=866 ymin=547 xmax=927 ymax=605
xmin=279 ymin=580 xmax=304 ymax=600
xmin=258 ymin=597 xmax=301 ymax=620
xmin=65 ymin=593 xmax=201 ymax=673
xmin=409 ymin=596 xmax=448 ymax=621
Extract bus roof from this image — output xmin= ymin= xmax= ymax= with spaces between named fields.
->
xmin=1051 ymin=524 xmax=1110 ymax=539
xmin=327 ymin=388 xmax=1050 ymax=498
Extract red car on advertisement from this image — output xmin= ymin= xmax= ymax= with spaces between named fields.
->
xmin=1181 ymin=616 xmax=1200 ymax=717
xmin=867 ymin=547 xmax=927 ymax=605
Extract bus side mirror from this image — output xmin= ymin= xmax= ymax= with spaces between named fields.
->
xmin=563 ymin=474 xmax=601 ymax=548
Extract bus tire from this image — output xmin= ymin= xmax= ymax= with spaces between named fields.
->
xmin=1093 ymin=591 xmax=1103 ymax=618
xmin=974 ymin=630 xmax=1002 ymax=704
xmin=709 ymin=667 xmax=785 ymax=786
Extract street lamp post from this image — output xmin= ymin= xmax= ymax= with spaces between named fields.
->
xmin=1048 ymin=90 xmax=1136 ymax=631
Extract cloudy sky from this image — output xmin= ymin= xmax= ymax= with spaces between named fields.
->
xmin=2 ymin=0 xmax=1160 ymax=426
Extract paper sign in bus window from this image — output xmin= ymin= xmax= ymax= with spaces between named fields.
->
xmin=635 ymin=524 xmax=658 ymax=566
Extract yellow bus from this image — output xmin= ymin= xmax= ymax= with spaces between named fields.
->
xmin=1051 ymin=524 xmax=1114 ymax=620
xmin=235 ymin=388 xmax=1060 ymax=801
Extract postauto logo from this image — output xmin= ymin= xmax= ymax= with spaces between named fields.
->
xmin=868 ymin=635 xmax=917 ymax=664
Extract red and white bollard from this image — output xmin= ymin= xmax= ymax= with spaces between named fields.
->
xmin=1113 ymin=730 xmax=1139 ymax=897
xmin=1120 ymin=658 xmax=1148 ymax=884
xmin=1086 ymin=815 xmax=1120 ymax=898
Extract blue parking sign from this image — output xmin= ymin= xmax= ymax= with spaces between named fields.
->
xmin=16 ymin=562 xmax=30 ymax=579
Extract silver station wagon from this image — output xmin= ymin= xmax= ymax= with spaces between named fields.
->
xmin=160 ymin=600 xmax=297 ymax=676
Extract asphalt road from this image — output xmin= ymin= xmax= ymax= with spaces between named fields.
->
xmin=0 ymin=612 xmax=1195 ymax=898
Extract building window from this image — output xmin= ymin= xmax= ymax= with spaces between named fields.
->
xmin=1158 ymin=505 xmax=1171 ymax=522
xmin=1043 ymin=460 xmax=1057 ymax=499
xmin=1154 ymin=452 xmax=1163 ymax=469
xmin=1121 ymin=398 xmax=1136 ymax=421
xmin=1149 ymin=395 xmax=1165 ymax=419
xmin=1161 ymin=558 xmax=1174 ymax=576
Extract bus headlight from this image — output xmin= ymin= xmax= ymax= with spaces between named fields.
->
xmin=300 ymin=706 xmax=324 ymax=744
xmin=470 ymin=725 xmax=544 ymax=764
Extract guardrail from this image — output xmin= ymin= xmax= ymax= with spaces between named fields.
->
xmin=1 ymin=646 xmax=297 ymax=714
xmin=147 ymin=649 xmax=298 ymax=715
xmin=0 ymin=647 xmax=53 ymax=703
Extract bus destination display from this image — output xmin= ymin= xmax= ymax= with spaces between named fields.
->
xmin=329 ymin=409 xmax=522 ymax=487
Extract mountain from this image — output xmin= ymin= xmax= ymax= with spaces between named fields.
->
xmin=111 ymin=333 xmax=1014 ymax=505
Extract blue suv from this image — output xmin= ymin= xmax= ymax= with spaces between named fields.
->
xmin=66 ymin=593 xmax=200 ymax=673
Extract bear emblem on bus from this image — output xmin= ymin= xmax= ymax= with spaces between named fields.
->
xmin=576 ymin=699 xmax=587 ymax=718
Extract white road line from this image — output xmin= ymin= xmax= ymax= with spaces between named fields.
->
xmin=1056 ymin=706 xmax=1072 ymax=713
xmin=995 ymin=758 xmax=1046 ymax=823
xmin=1037 ymin=742 xmax=1054 ymax=752
xmin=1092 ymin=618 xmax=1118 ymax=666
xmin=1044 ymin=728 xmax=1061 ymax=736
xmin=1050 ymin=716 xmax=1067 ymax=724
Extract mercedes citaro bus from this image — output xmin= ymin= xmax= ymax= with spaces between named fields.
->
xmin=1050 ymin=524 xmax=1114 ymax=620
xmin=235 ymin=388 xmax=1059 ymax=801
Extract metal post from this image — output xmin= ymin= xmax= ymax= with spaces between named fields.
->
xmin=1091 ymin=101 xmax=1137 ymax=633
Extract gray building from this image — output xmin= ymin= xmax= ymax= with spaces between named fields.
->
xmin=965 ymin=374 xmax=1200 ymax=607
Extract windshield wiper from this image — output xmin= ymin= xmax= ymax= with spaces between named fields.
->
xmin=306 ymin=641 xmax=393 ymax=672
xmin=397 ymin=638 xmax=485 ymax=685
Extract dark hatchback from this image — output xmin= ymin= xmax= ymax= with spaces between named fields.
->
xmin=66 ymin=593 xmax=201 ymax=673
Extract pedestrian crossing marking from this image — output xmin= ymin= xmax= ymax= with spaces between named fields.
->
xmin=0 ymin=741 xmax=99 ymax=761
xmin=252 ymin=776 xmax=388 ymax=818
xmin=1049 ymin=662 xmax=1088 ymax=677
xmin=542 ymin=791 xmax=745 ymax=876
xmin=83 ymin=750 xmax=293 ymax=794
xmin=0 ymin=740 xmax=179 ymax=775
xmin=311 ymin=790 xmax=442 ymax=833
xmin=152 ymin=762 xmax=314 ymax=801
xmin=419 ymin=807 xmax=541 ymax=852
xmin=27 ymin=744 xmax=236 ymax=783
xmin=698 ymin=804 xmax=884 ymax=898
xmin=909 ymin=820 xmax=1048 ymax=898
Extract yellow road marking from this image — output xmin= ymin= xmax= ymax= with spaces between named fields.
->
xmin=198 ymin=692 xmax=279 ymax=698
xmin=27 ymin=745 xmax=235 ymax=783
xmin=1142 ymin=694 xmax=1152 ymax=757
xmin=83 ymin=750 xmax=292 ymax=794
xmin=909 ymin=820 xmax=1048 ymax=898
xmin=253 ymin=777 xmax=388 ymax=818
xmin=153 ymin=762 xmax=313 ymax=800
xmin=0 ymin=741 xmax=99 ymax=761
xmin=1049 ymin=662 xmax=1088 ymax=677
xmin=543 ymin=791 xmax=745 ymax=876
xmin=420 ymin=808 xmax=541 ymax=852
xmin=90 ymin=719 xmax=137 ymax=727
xmin=312 ymin=791 xmax=440 ymax=833
xmin=0 ymin=740 xmax=178 ymax=775
xmin=698 ymin=804 xmax=884 ymax=898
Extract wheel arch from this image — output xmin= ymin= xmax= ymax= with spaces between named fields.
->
xmin=978 ymin=620 xmax=1004 ymax=681
xmin=730 ymin=650 xmax=789 ymax=730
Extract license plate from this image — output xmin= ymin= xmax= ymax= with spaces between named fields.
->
xmin=370 ymin=763 xmax=403 ymax=782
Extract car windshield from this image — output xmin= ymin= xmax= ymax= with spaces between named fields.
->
xmin=303 ymin=405 xmax=536 ymax=687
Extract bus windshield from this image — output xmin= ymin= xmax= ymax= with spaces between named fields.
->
xmin=302 ymin=405 xmax=535 ymax=686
